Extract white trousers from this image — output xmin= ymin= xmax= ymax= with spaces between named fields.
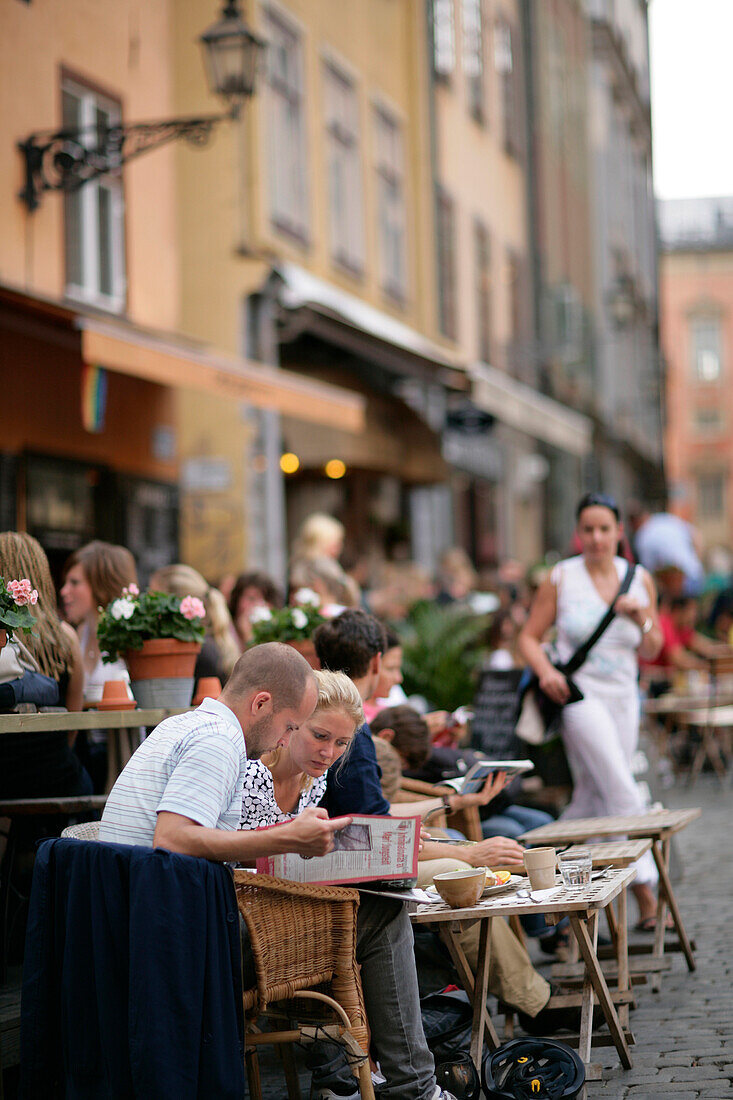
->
xmin=560 ymin=681 xmax=658 ymax=887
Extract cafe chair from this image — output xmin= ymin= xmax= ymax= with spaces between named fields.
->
xmin=234 ymin=869 xmax=375 ymax=1100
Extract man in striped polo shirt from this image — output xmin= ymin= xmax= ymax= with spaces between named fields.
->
xmin=101 ymin=642 xmax=349 ymax=859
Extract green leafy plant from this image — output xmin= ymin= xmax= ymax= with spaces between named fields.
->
xmin=249 ymin=588 xmax=326 ymax=644
xmin=0 ymin=577 xmax=38 ymax=640
xmin=97 ymin=585 xmax=206 ymax=663
xmin=398 ymin=600 xmax=492 ymax=712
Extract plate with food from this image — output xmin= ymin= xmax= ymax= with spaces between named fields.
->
xmin=481 ymin=871 xmax=522 ymax=896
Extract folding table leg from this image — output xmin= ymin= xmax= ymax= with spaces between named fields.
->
xmin=651 ymin=837 xmax=695 ymax=987
xmin=569 ymin=913 xmax=632 ymax=1070
xmin=616 ymin=886 xmax=630 ymax=1029
xmin=438 ymin=919 xmax=500 ymax=1067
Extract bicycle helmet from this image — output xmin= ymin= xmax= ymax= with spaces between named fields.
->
xmin=482 ymin=1038 xmax=585 ymax=1100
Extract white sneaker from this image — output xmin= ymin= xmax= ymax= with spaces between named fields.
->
xmin=310 ymin=1083 xmax=359 ymax=1100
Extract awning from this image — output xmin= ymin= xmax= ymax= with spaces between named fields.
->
xmin=469 ymin=362 xmax=592 ymax=457
xmin=281 ymin=387 xmax=447 ymax=484
xmin=275 ymin=261 xmax=465 ymax=380
xmin=78 ymin=316 xmax=365 ymax=431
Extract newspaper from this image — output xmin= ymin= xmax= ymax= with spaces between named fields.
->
xmin=256 ymin=813 xmax=421 ymax=887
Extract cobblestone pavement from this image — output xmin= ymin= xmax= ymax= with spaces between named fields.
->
xmin=577 ymin=775 xmax=733 ymax=1100
xmin=247 ymin=775 xmax=729 ymax=1099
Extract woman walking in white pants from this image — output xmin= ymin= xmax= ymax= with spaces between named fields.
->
xmin=519 ymin=492 xmax=665 ymax=930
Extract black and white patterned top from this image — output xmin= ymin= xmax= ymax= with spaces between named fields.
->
xmin=239 ymin=759 xmax=328 ymax=830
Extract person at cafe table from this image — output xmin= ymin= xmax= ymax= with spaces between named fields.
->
xmin=100 ymin=641 xmax=458 ymax=1100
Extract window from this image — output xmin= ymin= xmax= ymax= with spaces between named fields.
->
xmin=263 ymin=7 xmax=309 ymax=241
xmin=436 ymin=187 xmax=457 ymax=340
xmin=61 ymin=77 xmax=125 ymax=310
xmin=690 ymin=316 xmax=722 ymax=382
xmin=433 ymin=0 xmax=455 ymax=78
xmin=374 ymin=105 xmax=407 ymax=301
xmin=462 ymin=0 xmax=485 ymax=122
xmin=495 ymin=20 xmax=524 ymax=159
xmin=474 ymin=219 xmax=491 ymax=362
xmin=324 ymin=61 xmax=364 ymax=274
xmin=697 ymin=472 xmax=726 ymax=520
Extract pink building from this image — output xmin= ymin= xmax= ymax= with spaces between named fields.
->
xmin=659 ymin=197 xmax=733 ymax=555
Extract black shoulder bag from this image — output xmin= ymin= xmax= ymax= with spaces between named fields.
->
xmin=515 ymin=561 xmax=636 ymax=747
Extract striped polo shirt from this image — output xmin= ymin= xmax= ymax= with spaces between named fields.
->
xmin=100 ymin=698 xmax=247 ymax=848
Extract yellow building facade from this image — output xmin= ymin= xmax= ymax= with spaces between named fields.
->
xmin=0 ymin=0 xmax=360 ymax=582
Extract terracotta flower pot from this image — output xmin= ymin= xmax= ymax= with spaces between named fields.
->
xmin=0 ymin=629 xmax=7 ymax=650
xmin=125 ymin=638 xmax=201 ymax=681
xmin=286 ymin=639 xmax=321 ymax=669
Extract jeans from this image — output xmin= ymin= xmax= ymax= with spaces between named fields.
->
xmin=242 ymin=895 xmax=437 ymax=1100
xmin=480 ymin=803 xmax=553 ymax=841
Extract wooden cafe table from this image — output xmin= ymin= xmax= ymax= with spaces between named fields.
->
xmin=410 ymin=867 xmax=637 ymax=1079
xmin=520 ymin=808 xmax=701 ymax=991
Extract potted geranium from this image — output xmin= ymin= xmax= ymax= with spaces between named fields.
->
xmin=97 ymin=585 xmax=206 ymax=707
xmin=0 ymin=576 xmax=38 ymax=649
xmin=249 ymin=588 xmax=325 ymax=668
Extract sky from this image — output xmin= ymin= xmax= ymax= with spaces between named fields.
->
xmin=649 ymin=0 xmax=733 ymax=200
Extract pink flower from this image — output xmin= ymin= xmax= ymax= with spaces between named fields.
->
xmin=125 ymin=583 xmax=140 ymax=598
xmin=7 ymin=578 xmax=38 ymax=607
xmin=180 ymin=595 xmax=206 ymax=621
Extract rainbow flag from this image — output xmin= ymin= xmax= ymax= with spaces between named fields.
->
xmin=81 ymin=363 xmax=108 ymax=433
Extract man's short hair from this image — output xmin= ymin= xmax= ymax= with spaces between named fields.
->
xmin=313 ymin=609 xmax=386 ymax=680
xmin=222 ymin=642 xmax=314 ymax=712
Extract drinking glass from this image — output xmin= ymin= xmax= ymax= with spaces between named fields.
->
xmin=559 ymin=848 xmax=592 ymax=888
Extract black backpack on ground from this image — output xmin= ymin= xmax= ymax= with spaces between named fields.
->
xmin=420 ymin=990 xmax=481 ymax=1100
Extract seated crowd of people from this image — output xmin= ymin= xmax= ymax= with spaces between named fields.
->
xmin=1 ymin=506 xmax=728 ymax=1100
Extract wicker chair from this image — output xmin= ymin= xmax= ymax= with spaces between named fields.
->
xmin=60 ymin=820 xmax=102 ymax=841
xmin=234 ymin=869 xmax=374 ymax=1100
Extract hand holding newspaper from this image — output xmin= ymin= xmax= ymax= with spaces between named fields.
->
xmin=257 ymin=813 xmax=421 ymax=887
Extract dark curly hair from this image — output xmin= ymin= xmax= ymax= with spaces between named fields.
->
xmin=313 ymin=609 xmax=386 ymax=680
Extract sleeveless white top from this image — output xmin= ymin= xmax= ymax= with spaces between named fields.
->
xmin=551 ymin=556 xmax=649 ymax=693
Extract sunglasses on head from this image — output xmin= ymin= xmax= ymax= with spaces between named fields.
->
xmin=576 ymin=492 xmax=620 ymax=520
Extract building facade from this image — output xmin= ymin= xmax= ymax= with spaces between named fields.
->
xmin=583 ymin=0 xmax=664 ymax=504
xmin=0 ymin=0 xmax=359 ymax=584
xmin=659 ymin=197 xmax=733 ymax=556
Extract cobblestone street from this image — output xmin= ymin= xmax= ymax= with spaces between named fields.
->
xmin=581 ymin=775 xmax=733 ymax=1099
xmin=248 ymin=774 xmax=730 ymax=1100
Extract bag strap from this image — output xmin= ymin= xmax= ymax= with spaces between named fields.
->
xmin=562 ymin=562 xmax=636 ymax=676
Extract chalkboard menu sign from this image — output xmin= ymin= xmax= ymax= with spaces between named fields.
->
xmin=470 ymin=666 xmax=524 ymax=759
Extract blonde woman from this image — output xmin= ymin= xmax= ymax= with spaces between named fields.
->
xmin=149 ymin=564 xmax=240 ymax=686
xmin=292 ymin=512 xmax=345 ymax=562
xmin=0 ymin=532 xmax=91 ymax=798
xmin=1 ymin=532 xmax=84 ymax=714
xmin=239 ymin=668 xmax=362 ymax=829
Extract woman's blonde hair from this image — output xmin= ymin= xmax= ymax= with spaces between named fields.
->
xmin=292 ymin=513 xmax=345 ymax=561
xmin=0 ymin=531 xmax=74 ymax=679
xmin=148 ymin=563 xmax=240 ymax=677
xmin=263 ymin=668 xmax=363 ymax=788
